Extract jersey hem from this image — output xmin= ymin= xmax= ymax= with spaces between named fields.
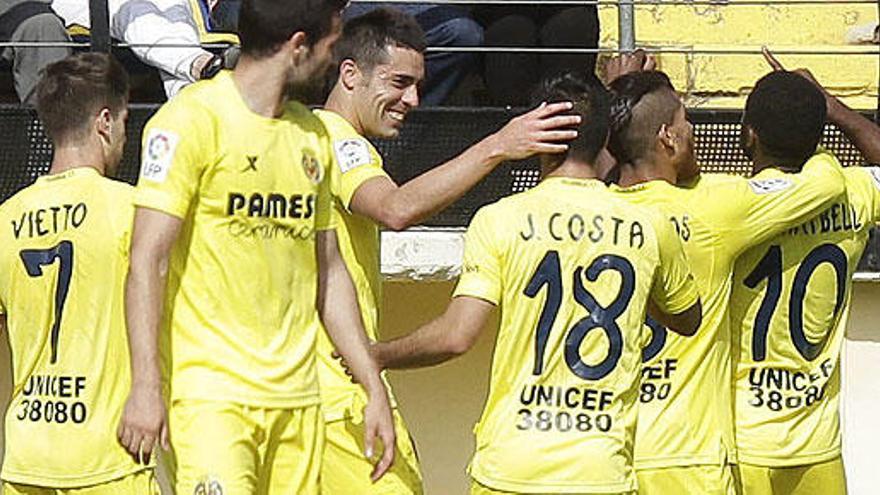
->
xmin=470 ymin=468 xmax=636 ymax=494
xmin=319 ymin=388 xmax=399 ymax=422
xmin=170 ymin=390 xmax=321 ymax=409
xmin=635 ymin=453 xmax=724 ymax=470
xmin=736 ymin=447 xmax=841 ymax=467
xmin=1 ymin=464 xmax=150 ymax=489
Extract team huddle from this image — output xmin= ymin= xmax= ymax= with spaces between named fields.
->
xmin=0 ymin=0 xmax=877 ymax=494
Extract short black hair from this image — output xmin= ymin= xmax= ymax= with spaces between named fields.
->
xmin=531 ymin=72 xmax=611 ymax=166
xmin=743 ymin=71 xmax=827 ymax=164
xmin=238 ymin=0 xmax=348 ymax=59
xmin=607 ymin=71 xmax=678 ymax=164
xmin=35 ymin=52 xmax=129 ymax=146
xmin=335 ymin=8 xmax=426 ymax=73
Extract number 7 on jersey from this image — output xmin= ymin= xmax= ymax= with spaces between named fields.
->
xmin=20 ymin=241 xmax=74 ymax=364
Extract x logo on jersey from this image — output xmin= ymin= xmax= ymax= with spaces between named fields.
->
xmin=242 ymin=155 xmax=258 ymax=172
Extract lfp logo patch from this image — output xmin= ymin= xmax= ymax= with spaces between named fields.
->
xmin=141 ymin=129 xmax=179 ymax=183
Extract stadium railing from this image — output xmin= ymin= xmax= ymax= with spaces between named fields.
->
xmin=2 ymin=0 xmax=879 ymax=276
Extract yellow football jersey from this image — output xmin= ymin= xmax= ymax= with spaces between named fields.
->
xmin=135 ymin=70 xmax=335 ymax=408
xmin=0 ymin=168 xmax=144 ymax=487
xmin=312 ymin=109 xmax=395 ymax=421
xmin=730 ymin=165 xmax=880 ymax=467
xmin=454 ymin=177 xmax=699 ymax=493
xmin=611 ymin=150 xmax=847 ymax=470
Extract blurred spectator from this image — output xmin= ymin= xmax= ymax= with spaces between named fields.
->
xmin=344 ymin=2 xmax=483 ymax=106
xmin=53 ymin=0 xmax=226 ymax=97
xmin=473 ymin=4 xmax=600 ymax=106
xmin=0 ymin=0 xmax=71 ymax=103
xmin=203 ymin=1 xmax=482 ymax=105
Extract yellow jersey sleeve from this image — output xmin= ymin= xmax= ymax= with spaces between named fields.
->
xmin=330 ymin=137 xmax=389 ymax=210
xmin=315 ymin=109 xmax=390 ymax=211
xmin=454 ymin=208 xmax=503 ymax=305
xmin=135 ymin=96 xmax=214 ymax=218
xmin=649 ymin=212 xmax=700 ymax=315
xmin=704 ymin=151 xmax=846 ymax=256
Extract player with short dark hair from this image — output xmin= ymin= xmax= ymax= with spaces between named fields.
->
xmin=116 ymin=0 xmax=397 ymax=493
xmin=237 ymin=0 xmax=347 ymax=59
xmin=0 ymin=52 xmax=157 ymax=495
xmin=315 ymin=10 xmax=586 ymax=493
xmin=730 ymin=51 xmax=880 ymax=495
xmin=359 ymin=72 xmax=703 ymax=494
xmin=605 ymin=65 xmax=847 ymax=495
xmin=742 ymin=71 xmax=827 ymax=168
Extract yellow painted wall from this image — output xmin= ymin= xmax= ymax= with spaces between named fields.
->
xmin=597 ymin=2 xmax=879 ymax=108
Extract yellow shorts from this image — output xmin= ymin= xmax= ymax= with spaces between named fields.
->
xmin=470 ymin=480 xmax=635 ymax=495
xmin=321 ymin=408 xmax=423 ymax=494
xmin=2 ymin=470 xmax=158 ymax=495
xmin=736 ymin=456 xmax=846 ymax=495
xmin=637 ymin=464 xmax=737 ymax=495
xmin=167 ymin=400 xmax=323 ymax=495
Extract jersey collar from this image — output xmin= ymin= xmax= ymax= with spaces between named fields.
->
xmin=35 ymin=166 xmax=101 ymax=186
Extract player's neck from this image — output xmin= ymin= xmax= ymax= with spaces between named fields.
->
xmin=49 ymin=144 xmax=106 ymax=177
xmin=542 ymin=159 xmax=600 ymax=181
xmin=324 ymin=88 xmax=364 ymax=135
xmin=751 ymin=148 xmax=803 ymax=175
xmin=232 ymin=55 xmax=289 ymax=119
xmin=616 ymin=158 xmax=676 ymax=187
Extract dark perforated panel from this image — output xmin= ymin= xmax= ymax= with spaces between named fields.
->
xmin=0 ymin=105 xmax=877 ymax=271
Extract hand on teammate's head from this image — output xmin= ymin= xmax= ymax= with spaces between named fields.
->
xmin=761 ymin=46 xmax=844 ymax=121
xmin=603 ymin=49 xmax=657 ymax=86
xmin=490 ymin=102 xmax=581 ymax=161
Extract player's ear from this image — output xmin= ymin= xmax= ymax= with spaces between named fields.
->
xmin=740 ymin=124 xmax=758 ymax=157
xmin=287 ymin=31 xmax=310 ymax=65
xmin=339 ymin=59 xmax=360 ymax=91
xmin=95 ymin=107 xmax=113 ymax=142
xmin=658 ymin=123 xmax=676 ymax=153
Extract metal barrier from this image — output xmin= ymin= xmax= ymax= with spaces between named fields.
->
xmin=1 ymin=104 xmax=877 ymax=270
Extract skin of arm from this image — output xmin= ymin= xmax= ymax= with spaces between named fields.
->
xmin=349 ymin=102 xmax=580 ymax=231
xmin=372 ymin=296 xmax=495 ymax=371
xmin=824 ymin=95 xmax=880 ymax=164
xmin=117 ymin=207 xmax=181 ymax=463
xmin=316 ymin=229 xmax=396 ymax=481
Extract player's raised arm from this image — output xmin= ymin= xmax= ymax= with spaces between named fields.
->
xmin=316 ymin=228 xmax=396 ymax=481
xmin=763 ymin=47 xmax=880 ymax=164
xmin=118 ymin=208 xmax=180 ymax=463
xmin=347 ymin=102 xmax=580 ymax=230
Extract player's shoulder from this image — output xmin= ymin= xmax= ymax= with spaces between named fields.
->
xmin=843 ymin=165 xmax=880 ymax=187
xmin=150 ymin=72 xmax=232 ymax=127
xmin=313 ymin=108 xmax=353 ymax=136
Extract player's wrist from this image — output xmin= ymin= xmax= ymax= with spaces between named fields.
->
xmin=480 ymin=135 xmax=510 ymax=168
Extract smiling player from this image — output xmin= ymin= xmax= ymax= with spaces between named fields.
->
xmin=314 ymin=8 xmax=584 ymax=493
